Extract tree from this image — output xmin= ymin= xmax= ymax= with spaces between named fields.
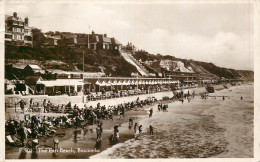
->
xmin=31 ymin=28 xmax=45 ymax=47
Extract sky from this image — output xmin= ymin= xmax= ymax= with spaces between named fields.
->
xmin=4 ymin=0 xmax=254 ymax=70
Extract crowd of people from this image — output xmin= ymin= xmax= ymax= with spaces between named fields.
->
xmin=5 ymin=96 xmax=159 ymax=148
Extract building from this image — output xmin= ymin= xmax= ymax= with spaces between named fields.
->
xmin=89 ymin=31 xmax=122 ymax=50
xmin=24 ymin=64 xmax=45 ymax=76
xmin=5 ymin=12 xmax=33 ymax=46
xmin=159 ymin=60 xmax=194 ymax=72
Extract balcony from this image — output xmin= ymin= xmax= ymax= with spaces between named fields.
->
xmin=24 ymin=40 xmax=32 ymax=44
xmin=5 ymin=38 xmax=12 ymax=41
xmin=24 ymin=33 xmax=32 ymax=36
xmin=5 ymin=31 xmax=12 ymax=35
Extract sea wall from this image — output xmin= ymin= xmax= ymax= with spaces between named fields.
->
xmin=5 ymin=91 xmax=174 ymax=109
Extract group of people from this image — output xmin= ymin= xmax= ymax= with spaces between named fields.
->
xmin=6 ymin=96 xmax=159 ymax=148
xmin=157 ymin=103 xmax=168 ymax=112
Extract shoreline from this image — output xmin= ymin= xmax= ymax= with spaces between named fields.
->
xmin=90 ymin=83 xmax=253 ymax=158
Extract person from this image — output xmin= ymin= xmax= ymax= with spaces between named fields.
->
xmin=181 ymin=99 xmax=184 ymax=104
xmin=149 ymin=108 xmax=153 ymax=118
xmin=18 ymin=124 xmax=27 ymax=146
xmin=30 ymin=98 xmax=33 ymax=108
xmin=158 ymin=103 xmax=161 ymax=111
xmin=149 ymin=125 xmax=154 ymax=135
xmin=96 ymin=124 xmax=102 ymax=142
xmin=18 ymin=99 xmax=25 ymax=113
xmin=134 ymin=123 xmax=138 ymax=133
xmin=139 ymin=125 xmax=142 ymax=134
xmin=113 ymin=125 xmax=119 ymax=141
xmin=53 ymin=139 xmax=59 ymax=151
xmin=129 ymin=118 xmax=133 ymax=127
xmin=223 ymin=96 xmax=225 ymax=101
xmin=241 ymin=96 xmax=243 ymax=100
xmin=43 ymin=99 xmax=47 ymax=113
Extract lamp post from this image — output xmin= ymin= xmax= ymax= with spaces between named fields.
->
xmin=68 ymin=75 xmax=71 ymax=96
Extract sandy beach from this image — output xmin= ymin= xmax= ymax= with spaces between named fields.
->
xmin=5 ymin=84 xmax=253 ymax=159
xmin=90 ymin=84 xmax=253 ymax=158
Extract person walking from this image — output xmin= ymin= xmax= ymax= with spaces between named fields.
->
xmin=149 ymin=108 xmax=153 ymax=118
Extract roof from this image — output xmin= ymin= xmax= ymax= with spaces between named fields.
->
xmin=6 ymin=15 xmax=24 ymax=22
xmin=101 ymin=36 xmax=111 ymax=43
xmin=111 ymin=38 xmax=122 ymax=45
xmin=26 ymin=64 xmax=42 ymax=70
xmin=12 ymin=64 xmax=27 ymax=69
xmin=58 ymin=38 xmax=76 ymax=46
xmin=89 ymin=35 xmax=99 ymax=43
xmin=77 ymin=37 xmax=88 ymax=45
xmin=37 ymin=79 xmax=84 ymax=87
xmin=43 ymin=38 xmax=56 ymax=46
xmin=25 ymin=76 xmax=42 ymax=85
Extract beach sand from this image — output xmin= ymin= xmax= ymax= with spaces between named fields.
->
xmin=5 ymin=84 xmax=253 ymax=159
xmin=90 ymin=84 xmax=253 ymax=158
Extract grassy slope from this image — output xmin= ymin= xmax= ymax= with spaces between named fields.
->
xmin=5 ymin=45 xmax=138 ymax=77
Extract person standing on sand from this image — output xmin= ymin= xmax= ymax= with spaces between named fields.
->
xmin=223 ymin=96 xmax=225 ymax=101
xmin=30 ymin=98 xmax=33 ymax=108
xmin=139 ymin=125 xmax=143 ymax=134
xmin=241 ymin=96 xmax=243 ymax=100
xmin=149 ymin=108 xmax=153 ymax=118
xmin=149 ymin=125 xmax=154 ymax=135
xmin=18 ymin=99 xmax=25 ymax=113
xmin=134 ymin=123 xmax=138 ymax=133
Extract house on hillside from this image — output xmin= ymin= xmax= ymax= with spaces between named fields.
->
xmin=89 ymin=31 xmax=122 ymax=50
xmin=24 ymin=64 xmax=45 ymax=76
xmin=5 ymin=12 xmax=33 ymax=46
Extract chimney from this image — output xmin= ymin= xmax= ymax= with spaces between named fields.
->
xmin=13 ymin=12 xmax=17 ymax=18
xmin=25 ymin=17 xmax=29 ymax=25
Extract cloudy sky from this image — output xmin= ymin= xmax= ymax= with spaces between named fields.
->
xmin=5 ymin=0 xmax=254 ymax=70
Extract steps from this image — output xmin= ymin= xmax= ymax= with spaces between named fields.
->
xmin=120 ymin=50 xmax=151 ymax=76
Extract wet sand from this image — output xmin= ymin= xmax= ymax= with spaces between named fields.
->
xmin=90 ymin=84 xmax=253 ymax=158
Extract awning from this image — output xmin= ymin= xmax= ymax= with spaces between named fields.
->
xmin=112 ymin=80 xmax=117 ymax=85
xmin=37 ymin=79 xmax=84 ymax=87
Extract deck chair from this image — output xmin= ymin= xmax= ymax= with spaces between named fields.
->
xmin=6 ymin=135 xmax=15 ymax=144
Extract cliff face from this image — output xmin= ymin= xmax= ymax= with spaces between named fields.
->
xmin=133 ymin=51 xmax=254 ymax=81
